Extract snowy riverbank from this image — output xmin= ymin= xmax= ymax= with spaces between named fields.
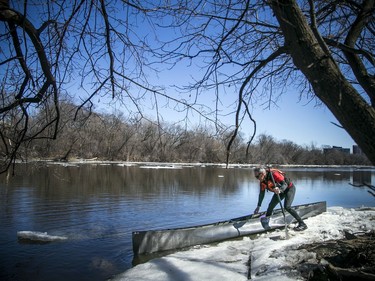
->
xmin=111 ymin=206 xmax=374 ymax=281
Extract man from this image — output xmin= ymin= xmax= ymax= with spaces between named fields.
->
xmin=253 ymin=166 xmax=307 ymax=231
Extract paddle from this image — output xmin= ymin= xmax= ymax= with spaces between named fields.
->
xmin=268 ymin=167 xmax=289 ymax=239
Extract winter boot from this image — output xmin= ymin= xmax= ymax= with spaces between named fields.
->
xmin=260 ymin=216 xmax=271 ymax=230
xmin=294 ymin=222 xmax=307 ymax=231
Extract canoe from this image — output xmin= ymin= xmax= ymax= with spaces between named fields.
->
xmin=132 ymin=201 xmax=326 ymax=255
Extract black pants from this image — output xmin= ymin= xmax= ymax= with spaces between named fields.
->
xmin=266 ymin=184 xmax=304 ymax=224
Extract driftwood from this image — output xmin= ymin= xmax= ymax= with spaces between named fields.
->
xmin=327 ymin=263 xmax=375 ymax=280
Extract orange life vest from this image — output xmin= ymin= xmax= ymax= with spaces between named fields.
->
xmin=260 ymin=168 xmax=288 ymax=192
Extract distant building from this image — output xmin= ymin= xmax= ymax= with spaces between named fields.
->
xmin=323 ymin=146 xmax=350 ymax=154
xmin=353 ymin=145 xmax=363 ymax=155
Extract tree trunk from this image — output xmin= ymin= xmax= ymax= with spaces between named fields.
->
xmin=270 ymin=0 xmax=375 ymax=165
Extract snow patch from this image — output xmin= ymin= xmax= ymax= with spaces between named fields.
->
xmin=17 ymin=231 xmax=68 ymax=242
xmin=112 ymin=206 xmax=375 ymax=281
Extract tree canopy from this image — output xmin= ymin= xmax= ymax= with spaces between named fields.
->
xmin=0 ymin=0 xmax=374 ymax=172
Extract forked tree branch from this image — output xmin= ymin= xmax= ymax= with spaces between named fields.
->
xmin=226 ymin=46 xmax=288 ymax=166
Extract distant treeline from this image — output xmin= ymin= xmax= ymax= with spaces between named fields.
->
xmin=4 ymin=102 xmax=371 ymax=166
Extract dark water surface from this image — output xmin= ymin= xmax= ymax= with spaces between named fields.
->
xmin=1 ymin=163 xmax=374 ymax=281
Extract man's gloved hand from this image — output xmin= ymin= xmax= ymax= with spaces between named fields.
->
xmin=254 ymin=206 xmax=260 ymax=214
xmin=273 ymin=187 xmax=281 ymax=194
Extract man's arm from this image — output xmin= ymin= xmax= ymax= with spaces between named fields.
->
xmin=254 ymin=187 xmax=265 ymax=214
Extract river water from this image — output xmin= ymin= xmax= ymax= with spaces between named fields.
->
xmin=1 ymin=163 xmax=374 ymax=281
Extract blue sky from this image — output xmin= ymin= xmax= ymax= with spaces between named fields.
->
xmin=250 ymin=97 xmax=355 ymax=149
xmin=0 ymin=0 xmax=359 ymax=174
xmin=127 ymin=73 xmax=356 ymax=151
xmin=140 ymin=59 xmax=356 ymax=151
xmin=66 ymin=2 xmax=356 ymax=151
xmin=124 ymin=5 xmax=356 ymax=151
xmin=194 ymin=95 xmax=353 ymax=150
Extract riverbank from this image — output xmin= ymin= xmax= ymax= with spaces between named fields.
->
xmin=14 ymin=158 xmax=375 ymax=169
xmin=111 ymin=206 xmax=374 ymax=281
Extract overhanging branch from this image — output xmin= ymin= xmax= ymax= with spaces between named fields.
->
xmin=226 ymin=46 xmax=288 ymax=166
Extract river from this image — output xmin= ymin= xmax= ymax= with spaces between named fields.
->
xmin=1 ymin=162 xmax=374 ymax=281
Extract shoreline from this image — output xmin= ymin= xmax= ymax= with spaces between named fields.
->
xmin=13 ymin=159 xmax=375 ymax=169
xmin=112 ymin=207 xmax=375 ymax=281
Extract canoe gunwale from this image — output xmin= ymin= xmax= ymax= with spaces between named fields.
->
xmin=132 ymin=201 xmax=327 ymax=255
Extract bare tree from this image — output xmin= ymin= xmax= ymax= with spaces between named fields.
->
xmin=270 ymin=0 xmax=374 ymax=162
xmin=0 ymin=0 xmax=223 ymax=173
xmin=1 ymin=0 xmax=374 ymax=173
xmin=149 ymin=0 xmax=374 ymax=164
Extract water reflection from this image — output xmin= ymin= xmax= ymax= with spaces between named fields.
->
xmin=6 ymin=164 xmax=258 ymax=202
xmin=5 ymin=164 xmax=373 ymax=197
xmin=352 ymin=170 xmax=372 ymax=185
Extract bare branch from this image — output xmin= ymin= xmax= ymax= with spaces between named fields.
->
xmin=226 ymin=46 xmax=288 ymax=166
xmin=342 ymin=0 xmax=375 ymax=106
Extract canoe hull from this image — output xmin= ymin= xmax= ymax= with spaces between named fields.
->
xmin=133 ymin=201 xmax=326 ymax=255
